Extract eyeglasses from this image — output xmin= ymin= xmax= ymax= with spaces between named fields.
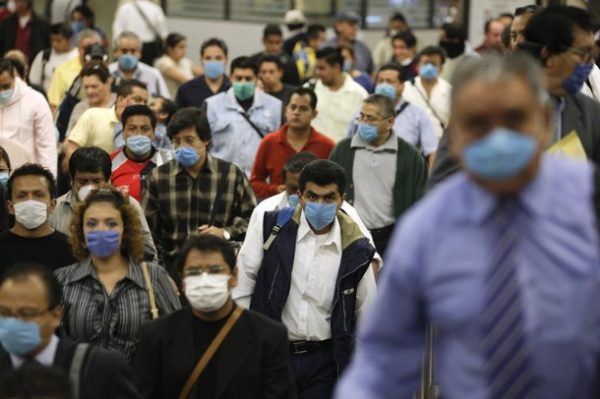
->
xmin=183 ymin=265 xmax=228 ymax=277
xmin=172 ymin=136 xmax=201 ymax=147
xmin=0 ymin=307 xmax=50 ymax=321
xmin=355 ymin=113 xmax=387 ymax=124
xmin=562 ymin=46 xmax=599 ymax=64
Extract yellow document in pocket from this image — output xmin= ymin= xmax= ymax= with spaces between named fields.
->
xmin=547 ymin=131 xmax=587 ymax=160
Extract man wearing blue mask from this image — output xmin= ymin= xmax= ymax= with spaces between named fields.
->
xmin=143 ymin=107 xmax=256 ymax=276
xmin=175 ymin=37 xmax=231 ymax=109
xmin=202 ymin=56 xmax=282 ymax=176
xmin=336 ymin=53 xmax=600 ymax=399
xmin=108 ymin=31 xmax=170 ymax=99
xmin=402 ymin=45 xmax=451 ymax=139
xmin=234 ymin=159 xmax=377 ymax=399
xmin=0 ymin=262 xmax=141 ymax=399
xmin=430 ymin=5 xmax=600 ymax=188
xmin=331 ymin=94 xmax=426 ymax=255
xmin=109 ymin=104 xmax=172 ymax=203
xmin=348 ymin=63 xmax=438 ymax=169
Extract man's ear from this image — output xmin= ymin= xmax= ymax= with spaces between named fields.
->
xmin=6 ymin=199 xmax=14 ymax=215
xmin=47 ymin=199 xmax=57 ymax=214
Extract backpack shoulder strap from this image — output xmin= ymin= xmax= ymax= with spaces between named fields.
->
xmin=262 ymin=207 xmax=295 ymax=251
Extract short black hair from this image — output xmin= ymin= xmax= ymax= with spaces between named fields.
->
xmin=0 ymin=145 xmax=12 ymax=171
xmin=230 ymin=56 xmax=257 ymax=75
xmin=441 ymin=23 xmax=466 ymax=42
xmin=258 ymin=54 xmax=283 ymax=70
xmin=176 ymin=235 xmax=237 ymax=273
xmin=121 ymin=104 xmax=157 ymax=129
xmin=307 ymin=24 xmax=326 ymax=40
xmin=521 ymin=5 xmax=594 ymax=60
xmin=7 ymin=164 xmax=55 ymax=200
xmin=390 ymin=11 xmax=407 ymax=24
xmin=0 ymin=59 xmax=15 ymax=76
xmin=377 ymin=62 xmax=406 ymax=81
xmin=282 ymin=151 xmax=317 ymax=181
xmin=392 ymin=31 xmax=417 ymax=48
xmin=299 ymin=159 xmax=346 ymax=195
xmin=289 ymin=87 xmax=318 ymax=109
xmin=316 ymin=47 xmax=344 ymax=68
xmin=116 ymin=79 xmax=148 ymax=98
xmin=80 ymin=61 xmax=110 ymax=83
xmin=68 ymin=146 xmax=112 ymax=181
xmin=154 ymin=96 xmax=178 ymax=125
xmin=0 ymin=364 xmax=72 ymax=399
xmin=0 ymin=263 xmax=63 ymax=309
xmin=515 ymin=4 xmax=542 ymax=17
xmin=418 ymin=46 xmax=447 ymax=65
xmin=200 ymin=37 xmax=228 ymax=57
xmin=72 ymin=4 xmax=94 ymax=22
xmin=166 ymin=32 xmax=186 ymax=49
xmin=263 ymin=24 xmax=282 ymax=39
xmin=49 ymin=22 xmax=73 ymax=39
xmin=167 ymin=107 xmax=211 ymax=142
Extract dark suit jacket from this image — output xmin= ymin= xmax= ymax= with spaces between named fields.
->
xmin=132 ymin=306 xmax=297 ymax=399
xmin=428 ymin=92 xmax=600 ymax=189
xmin=0 ymin=336 xmax=141 ymax=399
xmin=0 ymin=12 xmax=50 ymax=61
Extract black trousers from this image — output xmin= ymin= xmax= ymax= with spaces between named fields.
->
xmin=369 ymin=224 xmax=396 ymax=256
xmin=289 ymin=344 xmax=337 ymax=399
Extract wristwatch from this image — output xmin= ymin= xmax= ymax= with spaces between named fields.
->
xmin=223 ymin=229 xmax=231 ymax=241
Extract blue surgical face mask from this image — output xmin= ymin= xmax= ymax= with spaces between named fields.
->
xmin=357 ymin=123 xmax=379 ymax=143
xmin=71 ymin=21 xmax=86 ymax=33
xmin=288 ymin=194 xmax=299 ymax=208
xmin=86 ymin=230 xmax=121 ymax=258
xmin=343 ymin=60 xmax=352 ymax=73
xmin=462 ymin=127 xmax=538 ymax=180
xmin=304 ymin=202 xmax=337 ymax=231
xmin=118 ymin=54 xmax=138 ymax=71
xmin=374 ymin=83 xmax=397 ymax=100
xmin=420 ymin=63 xmax=439 ymax=80
xmin=562 ymin=62 xmax=594 ymax=95
xmin=232 ymin=81 xmax=255 ymax=101
xmin=126 ymin=135 xmax=152 ymax=156
xmin=175 ymin=146 xmax=200 ymax=167
xmin=204 ymin=61 xmax=225 ymax=80
xmin=0 ymin=171 xmax=8 ymax=186
xmin=0 ymin=88 xmax=14 ymax=105
xmin=0 ymin=318 xmax=41 ymax=356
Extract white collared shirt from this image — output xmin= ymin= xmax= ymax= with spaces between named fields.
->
xmin=234 ymin=206 xmax=377 ymax=340
xmin=402 ymin=76 xmax=452 ymax=138
xmin=10 ymin=334 xmax=59 ymax=368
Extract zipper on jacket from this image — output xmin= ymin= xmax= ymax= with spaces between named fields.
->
xmin=268 ymin=262 xmax=281 ymax=301
xmin=333 ymin=258 xmax=371 ymax=332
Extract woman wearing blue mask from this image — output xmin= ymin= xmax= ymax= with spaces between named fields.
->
xmin=154 ymin=33 xmax=203 ymax=98
xmin=55 ymin=185 xmax=180 ymax=358
xmin=340 ymin=44 xmax=374 ymax=93
xmin=0 ymin=145 xmax=11 ymax=232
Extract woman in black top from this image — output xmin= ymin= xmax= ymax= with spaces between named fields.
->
xmin=0 ymin=146 xmax=12 ymax=233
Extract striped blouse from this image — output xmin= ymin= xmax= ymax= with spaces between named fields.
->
xmin=55 ymin=258 xmax=181 ymax=359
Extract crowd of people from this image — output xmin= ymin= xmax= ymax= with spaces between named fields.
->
xmin=0 ymin=0 xmax=600 ymax=398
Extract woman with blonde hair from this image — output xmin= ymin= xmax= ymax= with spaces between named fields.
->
xmin=55 ymin=185 xmax=180 ymax=358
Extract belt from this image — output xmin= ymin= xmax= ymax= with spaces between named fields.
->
xmin=369 ymin=224 xmax=395 ymax=236
xmin=289 ymin=339 xmax=331 ymax=355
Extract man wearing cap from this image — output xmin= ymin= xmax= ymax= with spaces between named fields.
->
xmin=324 ymin=11 xmax=374 ymax=75
xmin=283 ymin=9 xmax=307 ymax=56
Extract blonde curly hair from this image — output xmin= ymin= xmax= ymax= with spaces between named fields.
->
xmin=69 ymin=184 xmax=145 ymax=263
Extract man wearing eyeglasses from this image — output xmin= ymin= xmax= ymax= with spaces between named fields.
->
xmin=133 ymin=235 xmax=296 ymax=399
xmin=330 ymin=94 xmax=427 ymax=255
xmin=430 ymin=5 xmax=600 ymax=188
xmin=0 ymin=262 xmax=141 ymax=399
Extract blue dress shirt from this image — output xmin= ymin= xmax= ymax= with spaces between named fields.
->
xmin=335 ymin=156 xmax=600 ymax=399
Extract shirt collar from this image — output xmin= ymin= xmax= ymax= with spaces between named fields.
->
xmin=350 ymin=130 xmax=398 ymax=152
xmin=224 ymin=88 xmax=265 ymax=111
xmin=11 ymin=335 xmax=59 ymax=368
xmin=277 ymin=125 xmax=318 ymax=145
xmin=297 ymin=210 xmax=342 ymax=253
xmin=62 ymin=257 xmax=147 ymax=289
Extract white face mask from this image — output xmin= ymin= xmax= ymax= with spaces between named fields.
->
xmin=13 ymin=200 xmax=48 ymax=230
xmin=184 ymin=274 xmax=231 ymax=313
xmin=77 ymin=184 xmax=95 ymax=202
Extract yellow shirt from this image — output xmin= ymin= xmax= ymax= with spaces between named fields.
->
xmin=68 ymin=106 xmax=119 ymax=153
xmin=47 ymin=57 xmax=82 ymax=107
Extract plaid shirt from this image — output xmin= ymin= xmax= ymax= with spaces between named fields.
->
xmin=142 ymin=155 xmax=256 ymax=269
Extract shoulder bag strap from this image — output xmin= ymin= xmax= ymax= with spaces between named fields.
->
xmin=69 ymin=342 xmax=90 ymax=399
xmin=413 ymin=83 xmax=446 ymax=129
xmin=141 ymin=261 xmax=159 ymax=319
xmin=395 ymin=101 xmax=410 ymax=117
xmin=132 ymin=0 xmax=161 ymax=40
xmin=178 ymin=306 xmax=244 ymax=399
xmin=40 ymin=48 xmax=51 ymax=86
xmin=238 ymin=110 xmax=265 ymax=139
